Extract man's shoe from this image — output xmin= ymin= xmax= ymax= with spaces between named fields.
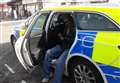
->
xmin=41 ymin=78 xmax=49 ymax=83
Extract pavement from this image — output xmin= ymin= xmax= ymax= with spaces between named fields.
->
xmin=0 ymin=20 xmax=71 ymax=83
xmin=0 ymin=20 xmax=26 ymax=43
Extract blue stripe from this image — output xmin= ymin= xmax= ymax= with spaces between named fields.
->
xmin=70 ymin=31 xmax=97 ymax=58
xmin=99 ymin=64 xmax=120 ymax=77
xmin=15 ymin=30 xmax=20 ymax=39
xmin=106 ymin=75 xmax=120 ymax=83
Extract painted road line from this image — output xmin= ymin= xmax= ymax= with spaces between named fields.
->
xmin=21 ymin=80 xmax=27 ymax=83
xmin=4 ymin=64 xmax=15 ymax=74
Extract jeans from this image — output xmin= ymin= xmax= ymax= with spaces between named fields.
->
xmin=43 ymin=45 xmax=63 ymax=78
xmin=52 ymin=49 xmax=69 ymax=83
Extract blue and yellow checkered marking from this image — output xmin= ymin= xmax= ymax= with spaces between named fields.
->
xmin=70 ymin=31 xmax=120 ymax=82
xmin=71 ymin=31 xmax=120 ymax=68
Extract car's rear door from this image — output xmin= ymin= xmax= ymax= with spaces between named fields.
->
xmin=75 ymin=11 xmax=120 ymax=72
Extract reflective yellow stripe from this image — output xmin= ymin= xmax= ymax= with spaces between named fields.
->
xmin=42 ymin=6 xmax=120 ymax=25
xmin=92 ymin=32 xmax=120 ymax=68
xmin=20 ymin=28 xmax=26 ymax=37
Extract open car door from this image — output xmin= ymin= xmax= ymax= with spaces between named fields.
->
xmin=16 ymin=12 xmax=49 ymax=72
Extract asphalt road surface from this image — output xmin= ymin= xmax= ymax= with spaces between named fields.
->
xmin=0 ymin=42 xmax=71 ymax=83
xmin=0 ymin=21 xmax=71 ymax=83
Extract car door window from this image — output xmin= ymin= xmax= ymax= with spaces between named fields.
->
xmin=30 ymin=13 xmax=48 ymax=37
xmin=25 ymin=12 xmax=38 ymax=27
xmin=75 ymin=12 xmax=119 ymax=31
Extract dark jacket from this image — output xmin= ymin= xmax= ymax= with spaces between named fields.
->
xmin=37 ymin=21 xmax=65 ymax=50
xmin=47 ymin=21 xmax=65 ymax=49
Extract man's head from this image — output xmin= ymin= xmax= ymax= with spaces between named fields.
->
xmin=63 ymin=14 xmax=74 ymax=28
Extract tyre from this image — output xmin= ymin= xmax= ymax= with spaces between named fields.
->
xmin=11 ymin=36 xmax=17 ymax=49
xmin=69 ymin=58 xmax=104 ymax=83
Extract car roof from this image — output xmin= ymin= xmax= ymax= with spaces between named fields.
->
xmin=41 ymin=5 xmax=120 ymax=25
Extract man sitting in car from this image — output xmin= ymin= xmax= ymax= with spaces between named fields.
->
xmin=41 ymin=14 xmax=75 ymax=83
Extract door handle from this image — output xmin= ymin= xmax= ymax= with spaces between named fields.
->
xmin=117 ymin=45 xmax=120 ymax=49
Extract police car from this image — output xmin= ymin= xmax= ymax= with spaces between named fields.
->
xmin=15 ymin=5 xmax=120 ymax=83
xmin=10 ymin=12 xmax=38 ymax=48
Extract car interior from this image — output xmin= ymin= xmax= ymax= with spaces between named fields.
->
xmin=29 ymin=12 xmax=76 ymax=66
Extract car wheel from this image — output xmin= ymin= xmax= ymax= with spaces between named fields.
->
xmin=11 ymin=36 xmax=17 ymax=48
xmin=69 ymin=58 xmax=104 ymax=83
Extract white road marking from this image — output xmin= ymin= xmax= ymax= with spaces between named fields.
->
xmin=4 ymin=64 xmax=15 ymax=74
xmin=21 ymin=80 xmax=27 ymax=83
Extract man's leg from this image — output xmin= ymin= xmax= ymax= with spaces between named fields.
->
xmin=43 ymin=45 xmax=63 ymax=79
xmin=52 ymin=49 xmax=69 ymax=83
xmin=37 ymin=48 xmax=46 ymax=66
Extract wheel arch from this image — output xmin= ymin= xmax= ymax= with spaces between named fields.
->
xmin=66 ymin=53 xmax=108 ymax=83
